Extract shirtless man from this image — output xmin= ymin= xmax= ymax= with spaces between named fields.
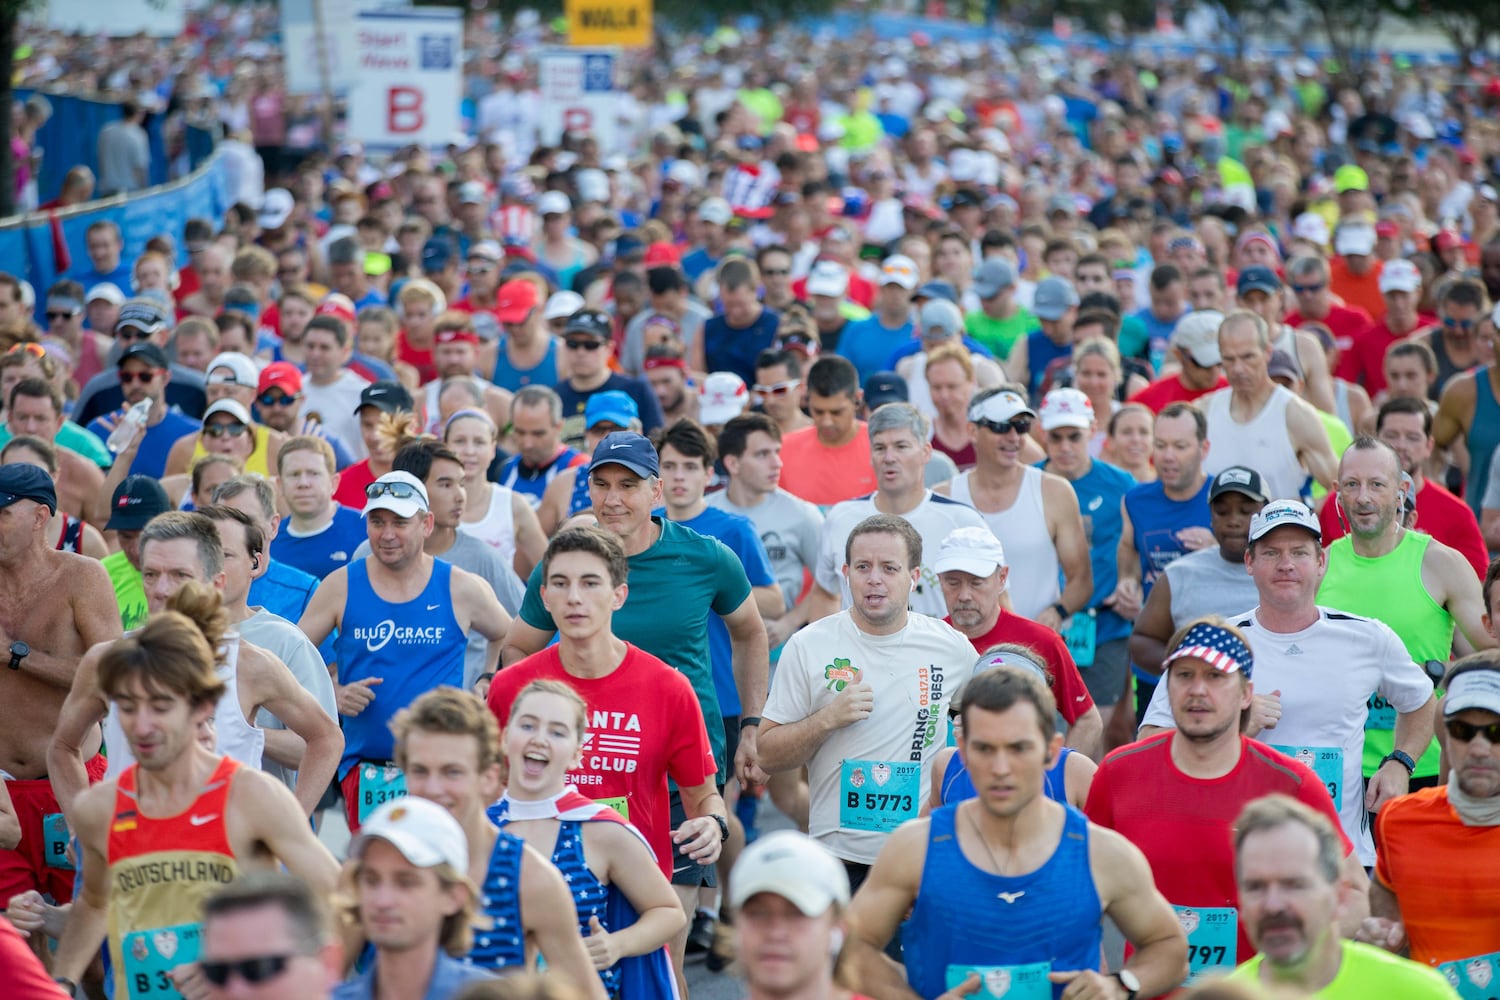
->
xmin=47 ymin=512 xmax=344 ymax=819
xmin=0 ymin=464 xmax=121 ymax=919
xmin=5 ymin=378 xmax=107 ymax=525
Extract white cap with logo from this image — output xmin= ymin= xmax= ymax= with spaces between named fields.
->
xmin=363 ymin=470 xmax=431 ymax=519
xmin=729 ymin=830 xmax=850 ymax=916
xmin=1248 ymin=499 xmax=1321 ymax=542
xmin=1038 ymin=388 xmax=1095 ymax=431
xmin=933 ymin=525 xmax=1007 ymax=577
xmin=354 ymin=796 xmax=469 ymax=871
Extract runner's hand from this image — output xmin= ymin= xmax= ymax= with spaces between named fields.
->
xmin=1103 ymin=579 xmax=1142 ymax=619
xmin=585 ymin=915 xmax=620 ymax=970
xmin=1050 ymin=969 xmax=1129 ymax=999
xmin=735 ymin=728 xmax=767 ymax=787
xmin=169 ymin=962 xmax=210 ymax=1000
xmin=336 ymin=677 xmax=383 ymax=717
xmin=1245 ymin=689 xmax=1282 ymax=737
xmin=1036 ymin=606 xmax=1065 ymax=633
xmin=1355 ymin=916 xmax=1408 ymax=953
xmin=1366 ymin=759 xmax=1410 ymax=813
xmin=935 ymin=971 xmax=982 ymax=999
xmin=672 ymin=816 xmax=723 ymax=866
xmin=1176 ymin=526 xmax=1216 ymax=551
xmin=824 ymin=681 xmax=874 ymax=729
xmin=5 ymin=890 xmax=47 ymax=936
xmin=764 ymin=614 xmax=797 ymax=648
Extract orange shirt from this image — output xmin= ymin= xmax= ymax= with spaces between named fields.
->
xmin=1374 ymin=785 xmax=1500 ymax=965
xmin=777 ymin=422 xmax=876 ymax=508
xmin=1330 ymin=255 xmax=1387 ymax=323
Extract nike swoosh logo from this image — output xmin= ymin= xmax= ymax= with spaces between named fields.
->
xmin=189 ymin=814 xmax=217 ymax=826
xmin=610 ymin=442 xmax=633 ymax=449
xmin=1075 ymin=694 xmax=1088 ymax=702
xmin=427 ymin=603 xmax=441 ymax=611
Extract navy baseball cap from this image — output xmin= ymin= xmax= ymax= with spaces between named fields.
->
xmin=355 ymin=380 xmax=415 ymax=415
xmin=590 ymin=431 xmax=659 ymax=479
xmin=0 ymin=463 xmax=57 ymax=514
xmin=105 ymin=475 xmax=170 ymax=530
xmin=117 ymin=342 xmax=169 ymax=369
xmin=1236 ymin=265 xmax=1282 ymax=297
xmin=422 ymin=237 xmax=454 ymax=273
xmin=863 ymin=371 xmax=909 ymax=409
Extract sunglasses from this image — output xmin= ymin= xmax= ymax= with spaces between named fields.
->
xmin=1445 ymin=718 xmax=1500 ymax=744
xmin=257 ymin=392 xmax=300 ymax=407
xmin=7 ymin=342 xmax=44 ymax=357
xmin=119 ymin=370 xmax=160 ymax=385
xmin=1289 ymin=282 xmax=1326 ymax=295
xmin=203 ymin=422 xmax=250 ymax=438
xmin=761 ymin=268 xmax=790 ymax=277
xmin=46 ymin=310 xmax=79 ymax=320
xmin=753 ymin=379 xmax=801 ymax=396
xmin=366 ymin=480 xmax=424 ymax=501
xmin=564 ymin=338 xmax=607 ymax=351
xmin=975 ymin=416 xmax=1033 ymax=436
xmin=468 ymin=263 xmax=495 ymax=274
xmin=200 ymin=954 xmax=296 ymax=987
xmin=116 ymin=326 xmax=156 ymax=342
xmin=1443 ymin=316 xmax=1476 ymax=331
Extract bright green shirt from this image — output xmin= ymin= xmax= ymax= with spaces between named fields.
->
xmin=0 ymin=420 xmax=113 ymax=468
xmin=1230 ymin=941 xmax=1458 ymax=998
xmin=964 ymin=306 xmax=1036 ymax=360
xmin=103 ymin=550 xmax=148 ymax=631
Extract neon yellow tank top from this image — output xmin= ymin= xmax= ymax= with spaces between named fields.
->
xmin=191 ymin=424 xmax=272 ymax=477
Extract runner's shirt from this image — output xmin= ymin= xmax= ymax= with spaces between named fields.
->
xmin=946 ymin=611 xmax=1095 ymax=725
xmin=705 ymin=487 xmax=824 ymax=613
xmin=499 ymin=447 xmax=587 ymax=510
xmin=1140 ymin=607 xmax=1434 ymax=865
xmin=107 ymin=757 xmax=241 ymax=1000
xmin=1229 ymin=940 xmax=1460 ymax=998
xmin=272 ymin=505 xmax=367 ymax=580
xmin=763 ymin=609 xmax=975 ymax=863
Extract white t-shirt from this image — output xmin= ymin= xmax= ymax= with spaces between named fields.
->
xmin=763 ymin=610 xmax=976 ymax=863
xmin=301 ymin=369 xmax=372 ymax=461
xmin=815 ymin=491 xmax=991 ymax=619
xmin=1141 ymin=606 xmax=1433 ymax=864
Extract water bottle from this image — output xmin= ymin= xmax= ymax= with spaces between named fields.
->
xmin=107 ymin=398 xmax=152 ymax=454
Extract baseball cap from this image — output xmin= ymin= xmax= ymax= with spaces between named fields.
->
xmin=258 ymin=188 xmax=294 ymax=230
xmin=1039 ymin=388 xmax=1095 ymax=431
xmin=565 ymin=309 xmax=613 ymax=341
xmin=1208 ymin=466 xmax=1268 ymax=504
xmin=1248 ymin=499 xmax=1321 ymax=542
xmin=86 ymin=283 xmax=125 ymax=307
xmin=202 ymin=399 xmax=252 ymax=426
xmin=1267 ymin=349 xmax=1300 ymax=383
xmin=697 ymin=197 xmax=733 ymax=227
xmin=972 ymin=258 xmax=1017 ymax=299
xmin=46 ymin=293 xmax=81 ymax=316
xmin=1442 ymin=667 xmax=1500 ymax=717
xmin=911 ymin=279 xmax=958 ymax=305
xmin=1379 ymin=258 xmax=1421 ymax=295
xmin=544 ymin=290 xmax=586 ymax=322
xmin=537 ymin=190 xmax=572 ymax=216
xmin=315 ymin=295 xmax=357 ymax=330
xmin=0 ymin=463 xmax=56 ymax=514
xmin=968 ymin=390 xmax=1035 ymax=425
xmin=584 ymin=390 xmax=639 ymax=430
xmin=356 ymin=381 xmax=415 ymax=415
xmin=353 ymin=796 xmax=467 ymax=871
xmin=1291 ymin=213 xmax=1330 ymax=246
xmin=468 ymin=240 xmax=503 ymax=264
xmin=1333 ymin=223 xmax=1376 ymax=257
xmin=699 ymin=373 xmax=749 ymax=425
xmin=879 ymin=254 xmax=920 ymax=291
xmin=1333 ymin=164 xmax=1369 ymax=194
xmin=918 ymin=299 xmax=964 ymax=340
xmin=115 ymin=297 xmax=172 ymax=336
xmin=257 ymin=361 xmax=302 ymax=396
xmin=1170 ymin=311 xmax=1224 ymax=367
xmin=435 ymin=325 xmax=480 ymax=346
xmin=1236 ymin=265 xmax=1282 ymax=298
xmin=458 ymin=181 xmax=487 ymax=205
xmin=806 ymin=260 xmax=850 ymax=298
xmin=117 ymin=342 xmax=169 ymax=369
xmin=105 ymin=475 xmax=170 ymax=531
xmin=495 ymin=280 xmax=540 ymax=324
xmin=863 ymin=371 xmax=909 ymax=409
xmin=729 ymin=831 xmax=850 ymax=917
xmin=1161 ymin=621 xmax=1254 ymax=678
xmin=590 ymin=431 xmax=659 ymax=479
xmin=1032 ymin=276 xmax=1080 ymax=321
xmin=363 ymin=470 xmax=430 ymax=519
xmin=933 ymin=525 xmax=1006 ymax=577
xmin=643 ymin=242 xmax=681 ymax=267
xmin=206 ymin=352 xmax=259 ymax=388
xmin=421 ymin=238 xmax=453 ymax=273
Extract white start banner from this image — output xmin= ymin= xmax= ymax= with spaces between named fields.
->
xmin=347 ymin=7 xmax=463 ymax=150
xmin=281 ymin=0 xmax=413 ymax=96
xmin=537 ymin=47 xmax=622 ymax=155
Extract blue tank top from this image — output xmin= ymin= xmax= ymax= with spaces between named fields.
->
xmin=941 ymin=748 xmax=1072 ymax=807
xmin=1123 ymin=478 xmax=1212 ymax=682
xmin=335 ymin=559 xmax=466 ymax=774
xmin=465 ymin=829 xmax=527 ymax=971
xmin=1466 ymin=367 xmax=1500 ymax=520
xmin=548 ymin=823 xmax=620 ymax=995
xmin=493 ymin=336 xmax=560 ymax=391
xmin=902 ymin=803 xmax=1103 ymax=1000
xmin=568 ymin=466 xmax=594 ymax=519
xmin=1026 ymin=331 xmax=1075 ymax=400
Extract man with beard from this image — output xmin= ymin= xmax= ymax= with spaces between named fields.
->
xmin=643 ymin=343 xmax=697 ymax=425
xmin=1086 ymin=617 xmax=1363 ymax=987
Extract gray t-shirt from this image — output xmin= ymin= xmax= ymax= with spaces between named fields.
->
xmin=354 ymin=533 xmax=525 ymax=688
xmin=240 ymin=607 xmax=338 ymax=789
xmin=619 ymin=299 xmax=713 ymax=375
xmin=1163 ymin=546 xmax=1260 ymax=630
xmin=706 ymin=487 xmax=824 ymax=612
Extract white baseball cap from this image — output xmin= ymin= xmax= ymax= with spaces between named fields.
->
xmin=933 ymin=525 xmax=1007 ymax=577
xmin=537 ymin=190 xmax=573 ymax=216
xmin=1443 ymin=668 xmax=1500 ymax=717
xmin=363 ymin=470 xmax=430 ymax=519
xmin=806 ymin=260 xmax=850 ymax=298
xmin=1248 ymin=499 xmax=1321 ymax=543
xmin=202 ymin=399 xmax=253 ymax=426
xmin=544 ymin=290 xmax=586 ymax=322
xmin=1291 ymin=212 xmax=1330 ymax=246
xmin=698 ymin=197 xmax=733 ymax=227
xmin=967 ymin=390 xmax=1035 ymax=426
xmin=729 ymin=831 xmax=850 ymax=916
xmin=1170 ymin=311 xmax=1225 ymax=367
xmin=206 ymin=352 xmax=259 ymax=388
xmin=1039 ymin=388 xmax=1096 ymax=431
xmin=353 ymin=796 xmax=469 ymax=872
xmin=1379 ymin=259 xmax=1421 ymax=295
xmin=1333 ymin=223 xmax=1376 ymax=257
xmin=880 ymin=254 xmax=921 ymax=291
xmin=699 ymin=372 xmax=749 ymax=425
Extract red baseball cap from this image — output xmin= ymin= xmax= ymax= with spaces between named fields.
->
xmin=643 ymin=241 xmax=681 ymax=267
xmin=435 ymin=327 xmax=480 ymax=346
xmin=495 ymin=280 xmax=540 ymax=323
xmin=257 ymin=361 xmax=303 ymax=395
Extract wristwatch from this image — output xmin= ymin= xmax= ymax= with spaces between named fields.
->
xmin=1381 ymin=749 xmax=1417 ymax=776
xmin=54 ymin=980 xmax=79 ymax=998
xmin=7 ymin=640 xmax=28 ymax=671
xmin=711 ymin=814 xmax=730 ymax=842
xmin=1112 ymin=969 xmax=1141 ymax=1000
xmin=1050 ymin=602 xmax=1070 ymax=621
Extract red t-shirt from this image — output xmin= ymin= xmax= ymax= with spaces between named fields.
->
xmin=1285 ymin=301 xmax=1373 ymax=357
xmin=487 ymin=643 xmax=718 ymax=879
xmin=332 ymin=459 xmax=377 ymax=511
xmin=947 ymin=611 xmax=1095 ymax=725
xmin=1318 ymin=481 xmax=1489 ymax=579
xmin=395 ymin=330 xmax=438 ymax=384
xmin=1128 ymin=374 xmax=1229 ymax=414
xmin=1343 ymin=319 xmax=1414 ymax=391
xmin=1085 ymin=734 xmax=1351 ymax=970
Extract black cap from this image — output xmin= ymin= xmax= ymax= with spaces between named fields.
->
xmin=1209 ymin=466 xmax=1269 ymax=504
xmin=564 ymin=308 xmax=613 ymax=341
xmin=0 ymin=463 xmax=57 ymax=514
xmin=117 ymin=342 xmax=169 ymax=369
xmin=355 ymin=380 xmax=415 ymax=415
xmin=863 ymin=371 xmax=909 ymax=410
xmin=105 ymin=475 xmax=170 ymax=531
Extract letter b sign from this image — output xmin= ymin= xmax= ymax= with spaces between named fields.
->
xmin=562 ymin=107 xmax=592 ymax=135
xmin=388 ymin=87 xmax=424 ymax=133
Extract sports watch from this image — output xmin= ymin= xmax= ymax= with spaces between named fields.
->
xmin=1113 ymin=969 xmax=1141 ymax=999
xmin=7 ymin=640 xmax=28 ymax=671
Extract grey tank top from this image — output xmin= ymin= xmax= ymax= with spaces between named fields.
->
xmin=1165 ymin=547 xmax=1260 ymax=626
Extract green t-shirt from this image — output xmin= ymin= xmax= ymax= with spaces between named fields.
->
xmin=520 ymin=517 xmax=751 ymax=781
xmin=103 ymin=550 xmax=147 ymax=631
xmin=964 ymin=306 xmax=1036 ymax=360
xmin=1230 ymin=941 xmax=1458 ymax=998
xmin=0 ymin=420 xmax=113 ymax=468
xmin=1310 ymin=410 xmax=1352 ymax=504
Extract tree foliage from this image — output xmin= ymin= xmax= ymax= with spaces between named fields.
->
xmin=1380 ymin=0 xmax=1500 ymax=67
xmin=0 ymin=0 xmax=30 ymax=218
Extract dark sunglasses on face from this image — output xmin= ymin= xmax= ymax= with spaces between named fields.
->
xmin=257 ymin=392 xmax=301 ymax=407
xmin=203 ymin=422 xmax=249 ymax=438
xmin=975 ymin=416 xmax=1033 ymax=436
xmin=366 ymin=480 xmax=424 ymax=501
xmin=1289 ymin=282 xmax=1326 ymax=295
xmin=761 ymin=268 xmax=790 ymax=277
xmin=116 ymin=326 xmax=155 ymax=341
xmin=200 ymin=954 xmax=297 ymax=987
xmin=1443 ymin=316 xmax=1476 ymax=331
xmin=565 ymin=338 xmax=606 ymax=351
xmin=1445 ymin=718 xmax=1500 ymax=744
xmin=119 ymin=370 xmax=160 ymax=385
xmin=46 ymin=310 xmax=78 ymax=321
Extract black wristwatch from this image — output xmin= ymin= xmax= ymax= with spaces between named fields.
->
xmin=54 ymin=979 xmax=79 ymax=998
xmin=1113 ymin=968 xmax=1141 ymax=1000
xmin=711 ymin=814 xmax=730 ymax=842
xmin=739 ymin=716 xmax=761 ymax=728
xmin=1381 ymin=749 xmax=1417 ymax=776
xmin=8 ymin=640 xmax=28 ymax=671
xmin=1050 ymin=602 xmax=1070 ymax=620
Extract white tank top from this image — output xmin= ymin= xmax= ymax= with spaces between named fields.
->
xmin=949 ymin=466 xmax=1061 ymax=620
xmin=1202 ymin=384 xmax=1307 ymax=502
xmin=104 ymin=633 xmax=266 ymax=778
xmin=906 ymin=354 xmax=937 ymax=421
xmin=459 ymin=483 xmax=517 ymax=567
xmin=423 ymin=376 xmax=489 ymax=434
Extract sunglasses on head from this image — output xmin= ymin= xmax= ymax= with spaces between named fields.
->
xmin=366 ymin=480 xmax=424 ymax=501
xmin=1445 ymin=718 xmax=1500 ymax=744
xmin=203 ymin=422 xmax=249 ymax=438
xmin=200 ymin=954 xmax=296 ymax=987
xmin=1289 ymin=282 xmax=1326 ymax=295
xmin=975 ymin=416 xmax=1033 ymax=436
xmin=7 ymin=342 xmax=44 ymax=357
xmin=119 ymin=370 xmax=160 ymax=385
xmin=257 ymin=392 xmax=300 ymax=407
xmin=753 ymin=379 xmax=800 ymax=396
xmin=565 ymin=338 xmax=606 ymax=351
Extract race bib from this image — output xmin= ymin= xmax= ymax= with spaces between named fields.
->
xmin=945 ymin=962 xmax=1052 ymax=999
xmin=121 ymin=922 xmax=200 ymax=999
xmin=1062 ymin=611 xmax=1097 ymax=667
xmin=598 ymin=795 xmax=630 ymax=821
xmin=1270 ymin=745 xmax=1344 ymax=811
xmin=1440 ymin=950 xmax=1500 ymax=999
xmin=1366 ymin=692 xmax=1396 ymax=731
xmin=43 ymin=812 xmax=73 ymax=870
xmin=358 ymin=764 xmax=408 ymax=823
xmin=1175 ymin=905 xmax=1237 ymax=982
xmin=839 ymin=759 xmax=920 ymax=833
